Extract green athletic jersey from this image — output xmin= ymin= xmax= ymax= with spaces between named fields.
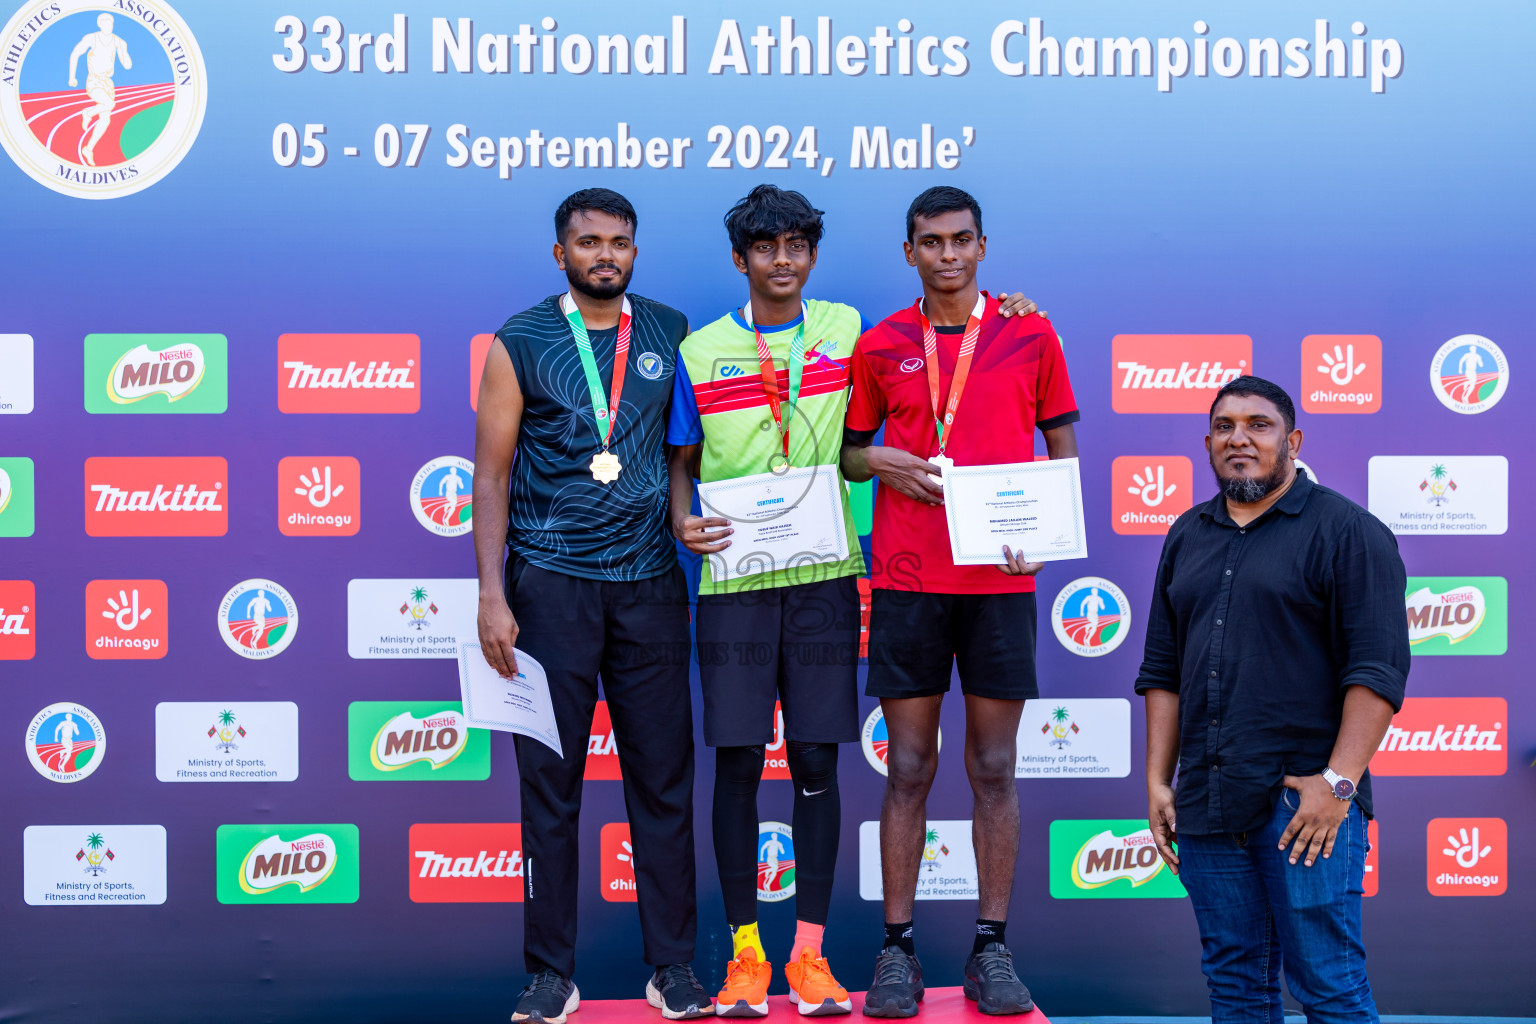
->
xmin=669 ymin=300 xmax=866 ymax=595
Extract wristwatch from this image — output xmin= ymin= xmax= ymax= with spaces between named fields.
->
xmin=1321 ymin=767 xmax=1357 ymax=801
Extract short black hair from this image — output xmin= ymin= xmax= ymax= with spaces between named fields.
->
xmin=906 ymin=186 xmax=983 ymax=242
xmin=555 ymin=188 xmax=636 ymax=242
xmin=1210 ymin=375 xmax=1296 ymax=433
xmin=724 ymin=184 xmax=824 ymax=255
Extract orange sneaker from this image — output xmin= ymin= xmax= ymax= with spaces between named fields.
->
xmin=716 ymin=949 xmax=771 ymax=1017
xmin=786 ymin=948 xmax=852 ymax=1016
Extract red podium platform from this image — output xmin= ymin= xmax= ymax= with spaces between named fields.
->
xmin=575 ymin=987 xmax=1051 ymax=1022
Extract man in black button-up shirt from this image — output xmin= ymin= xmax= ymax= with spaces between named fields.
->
xmin=1135 ymin=376 xmax=1407 ymax=1024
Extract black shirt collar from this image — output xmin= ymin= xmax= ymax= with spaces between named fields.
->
xmin=1199 ymin=466 xmax=1314 ymax=527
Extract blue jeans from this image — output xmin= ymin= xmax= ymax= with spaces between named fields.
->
xmin=1177 ymin=794 xmax=1377 ymax=1024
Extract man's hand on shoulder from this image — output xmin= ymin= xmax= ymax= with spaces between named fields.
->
xmin=996 ymin=293 xmax=1046 ymax=319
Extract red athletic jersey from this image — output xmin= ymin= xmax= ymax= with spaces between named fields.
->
xmin=846 ymin=294 xmax=1080 ymax=594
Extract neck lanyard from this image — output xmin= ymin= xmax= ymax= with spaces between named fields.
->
xmin=562 ymin=292 xmax=632 ymax=482
xmin=916 ymin=292 xmax=986 ymax=457
xmin=744 ymin=298 xmax=807 ymax=473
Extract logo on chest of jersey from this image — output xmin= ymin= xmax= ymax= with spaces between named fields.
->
xmin=635 ymin=351 xmax=664 ymax=380
xmin=899 ymin=357 xmax=923 ymax=373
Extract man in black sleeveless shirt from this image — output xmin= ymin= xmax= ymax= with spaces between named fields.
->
xmin=474 ymin=189 xmax=712 ymax=1022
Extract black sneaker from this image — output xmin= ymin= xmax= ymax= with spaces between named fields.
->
xmin=645 ymin=963 xmax=715 ymax=1020
xmin=861 ymin=947 xmax=923 ymax=1018
xmin=512 ymin=968 xmax=580 ymax=1023
xmin=963 ymin=943 xmax=1034 ymax=1015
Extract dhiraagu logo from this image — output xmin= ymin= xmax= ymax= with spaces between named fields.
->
xmin=84 ymin=334 xmax=227 ymax=412
xmin=1406 ymin=577 xmax=1507 ymax=655
xmin=1049 ymin=819 xmax=1186 ymax=899
xmin=347 ymin=701 xmax=490 ymax=781
xmin=216 ymin=824 xmax=358 ymax=904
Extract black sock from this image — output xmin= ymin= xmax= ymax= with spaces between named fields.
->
xmin=973 ymin=919 xmax=1006 ymax=955
xmin=883 ymin=920 xmax=915 ymax=956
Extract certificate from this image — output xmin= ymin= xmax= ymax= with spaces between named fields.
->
xmin=457 ymin=643 xmax=563 ymax=757
xmin=941 ymin=457 xmax=1088 ymax=565
xmin=697 ymin=465 xmax=849 ymax=582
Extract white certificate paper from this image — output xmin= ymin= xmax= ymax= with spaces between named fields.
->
xmin=458 ymin=643 xmax=563 ymax=757
xmin=698 ymin=466 xmax=849 ymax=582
xmin=942 ymin=457 xmax=1088 ymax=565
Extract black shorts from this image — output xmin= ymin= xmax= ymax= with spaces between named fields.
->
xmin=864 ymin=589 xmax=1039 ymax=701
xmin=695 ymin=575 xmax=862 ymax=747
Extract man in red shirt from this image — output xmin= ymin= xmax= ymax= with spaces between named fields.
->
xmin=841 ymin=186 xmax=1079 ymax=1018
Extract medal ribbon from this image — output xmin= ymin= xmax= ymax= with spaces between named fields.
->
xmin=744 ymin=299 xmax=807 ymax=463
xmin=562 ymin=293 xmax=632 ymax=451
xmin=917 ymin=293 xmax=986 ymax=456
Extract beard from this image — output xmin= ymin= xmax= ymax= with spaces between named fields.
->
xmin=566 ymin=262 xmax=630 ymax=301
xmin=1210 ymin=453 xmax=1289 ymax=504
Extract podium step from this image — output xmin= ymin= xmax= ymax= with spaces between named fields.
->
xmin=575 ymin=986 xmax=1050 ymax=1022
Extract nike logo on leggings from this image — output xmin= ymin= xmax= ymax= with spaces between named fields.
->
xmin=801 ymin=787 xmax=827 ymax=797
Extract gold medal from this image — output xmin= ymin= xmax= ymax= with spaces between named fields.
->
xmin=590 ymin=450 xmax=622 ymax=483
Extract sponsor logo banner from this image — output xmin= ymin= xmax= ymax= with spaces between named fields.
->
xmin=217 ymin=578 xmax=297 ymax=660
xmin=1427 ymin=818 xmax=1506 ymax=896
xmin=1364 ymin=819 xmax=1379 ymax=898
xmin=861 ymin=706 xmax=941 ymax=777
xmin=411 ymin=456 xmax=474 ymax=536
xmin=278 ymin=457 xmax=361 ymax=536
xmin=763 ymin=701 xmax=790 ymax=780
xmin=1111 ymin=335 xmax=1252 ymax=413
xmin=586 ymin=700 xmax=621 ymax=780
xmin=470 ymin=333 xmax=495 ymax=410
xmin=0 ymin=456 xmax=35 ymax=537
xmin=1431 ymin=335 xmax=1508 ymax=415
xmin=0 ymin=578 xmax=35 ymax=659
xmin=83 ymin=334 xmax=227 ymax=413
xmin=347 ymin=701 xmax=490 ymax=781
xmin=155 ymin=702 xmax=298 ymax=782
xmin=1372 ymin=697 xmax=1506 ymax=776
xmin=86 ymin=579 xmax=167 ymax=660
xmin=346 ymin=578 xmax=475 ymax=658
xmin=409 ymin=823 xmax=523 ymax=903
xmin=0 ymin=335 xmax=34 ymax=413
xmin=23 ymin=825 xmax=166 ymax=905
xmin=601 ymin=822 xmax=636 ymax=902
xmin=1051 ymin=576 xmax=1131 ymax=657
xmin=1049 ymin=819 xmax=1187 ymax=899
xmin=1111 ymin=456 xmax=1192 ymax=535
xmin=1367 ymin=456 xmax=1507 ymax=536
xmin=278 ymin=334 xmax=420 ymax=413
xmin=26 ymin=701 xmax=105 ymax=782
xmin=859 ymin=820 xmax=978 ymax=901
xmin=0 ymin=0 xmax=208 ymax=199
xmin=1405 ymin=577 xmax=1507 ymax=655
xmin=1016 ymin=699 xmax=1131 ymax=778
xmin=216 ymin=824 xmax=360 ymax=904
xmin=1301 ymin=335 xmax=1382 ymax=413
xmin=758 ymin=822 xmax=795 ymax=902
xmin=83 ymin=456 xmax=228 ymax=536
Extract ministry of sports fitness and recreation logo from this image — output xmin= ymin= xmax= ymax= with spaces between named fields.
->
xmin=1051 ymin=577 xmax=1130 ymax=657
xmin=411 ymin=456 xmax=474 ymax=537
xmin=1431 ymin=335 xmax=1508 ymax=415
xmin=757 ymin=821 xmax=795 ymax=902
xmin=860 ymin=706 xmax=941 ymax=777
xmin=217 ymin=578 xmax=297 ymax=660
xmin=26 ymin=700 xmax=105 ymax=782
xmin=0 ymin=0 xmax=207 ymax=198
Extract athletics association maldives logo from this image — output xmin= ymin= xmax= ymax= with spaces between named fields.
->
xmin=0 ymin=0 xmax=207 ymax=199
xmin=1051 ymin=577 xmax=1130 ymax=657
xmin=861 ymin=706 xmax=941 ymax=777
xmin=217 ymin=578 xmax=297 ymax=660
xmin=411 ymin=456 xmax=474 ymax=537
xmin=757 ymin=821 xmax=795 ymax=902
xmin=1431 ymin=335 xmax=1508 ymax=415
xmin=26 ymin=701 xmax=105 ymax=782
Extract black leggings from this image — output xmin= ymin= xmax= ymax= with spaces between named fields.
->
xmin=713 ymin=741 xmax=840 ymax=927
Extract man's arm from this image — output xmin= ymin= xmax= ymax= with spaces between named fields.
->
xmin=1144 ymin=688 xmax=1181 ymax=874
xmin=472 ymin=341 xmax=521 ymax=679
xmin=666 ymin=443 xmax=731 ymax=555
xmin=839 ymin=428 xmax=945 ymax=505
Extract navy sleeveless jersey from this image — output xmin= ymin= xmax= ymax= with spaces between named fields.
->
xmin=495 ymin=292 xmax=687 ymax=581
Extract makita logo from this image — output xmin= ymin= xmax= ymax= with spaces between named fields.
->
xmin=278 ymin=335 xmax=421 ymax=413
xmin=1111 ymin=336 xmax=1253 ymax=413
xmin=414 ymin=848 xmax=522 ymax=879
xmin=283 ymin=361 xmax=415 ymax=390
xmin=0 ymin=580 xmax=35 ymax=660
xmin=83 ymin=458 xmax=229 ymax=537
xmin=408 ymin=823 xmax=524 ymax=903
xmin=1371 ymin=697 xmax=1507 ymax=777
